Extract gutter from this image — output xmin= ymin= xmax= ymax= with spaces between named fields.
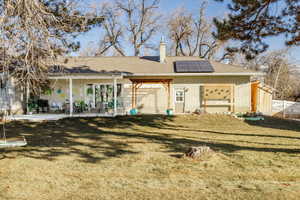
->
xmin=124 ymin=72 xmax=264 ymax=77
xmin=47 ymin=72 xmax=264 ymax=79
xmin=48 ymin=74 xmax=123 ymax=80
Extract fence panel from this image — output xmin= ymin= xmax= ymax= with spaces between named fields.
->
xmin=272 ymin=100 xmax=300 ymax=117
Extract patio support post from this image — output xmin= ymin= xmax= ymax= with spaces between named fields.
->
xmin=69 ymin=78 xmax=73 ymax=116
xmin=167 ymin=81 xmax=171 ymax=109
xmin=131 ymin=82 xmax=136 ymax=109
xmin=113 ymin=77 xmax=117 ymax=116
xmin=26 ymin=81 xmax=30 ymax=114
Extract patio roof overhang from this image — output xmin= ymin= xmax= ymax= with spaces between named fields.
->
xmin=47 ymin=65 xmax=132 ymax=79
xmin=48 ymin=74 xmax=123 ymax=80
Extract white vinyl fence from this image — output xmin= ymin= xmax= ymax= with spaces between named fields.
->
xmin=272 ymin=100 xmax=300 ymax=118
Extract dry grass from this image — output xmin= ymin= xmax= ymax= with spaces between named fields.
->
xmin=1 ymin=114 xmax=300 ymax=200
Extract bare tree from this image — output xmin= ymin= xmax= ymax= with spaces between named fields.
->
xmin=167 ymin=8 xmax=193 ymax=56
xmin=79 ymin=42 xmax=98 ymax=57
xmin=234 ymin=49 xmax=298 ymax=100
xmin=116 ymin=0 xmax=161 ymax=56
xmin=96 ymin=2 xmax=125 ymax=56
xmin=0 ymin=0 xmax=102 ymax=92
xmin=167 ymin=2 xmax=222 ymax=59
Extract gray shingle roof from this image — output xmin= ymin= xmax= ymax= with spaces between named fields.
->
xmin=51 ymin=56 xmax=259 ymax=76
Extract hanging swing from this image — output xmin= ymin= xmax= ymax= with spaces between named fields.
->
xmin=0 ymin=112 xmax=27 ymax=148
xmin=0 ymin=73 xmax=27 ymax=148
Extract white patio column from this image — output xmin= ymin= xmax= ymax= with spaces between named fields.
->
xmin=26 ymin=81 xmax=30 ymax=115
xmin=69 ymin=78 xmax=73 ymax=116
xmin=113 ymin=77 xmax=117 ymax=116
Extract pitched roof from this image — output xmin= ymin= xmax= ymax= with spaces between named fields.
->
xmin=52 ymin=56 xmax=260 ymax=76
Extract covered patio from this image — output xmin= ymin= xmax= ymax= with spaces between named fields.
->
xmin=25 ymin=66 xmax=126 ymax=117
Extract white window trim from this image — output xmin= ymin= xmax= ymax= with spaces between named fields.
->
xmin=174 ymin=89 xmax=185 ymax=103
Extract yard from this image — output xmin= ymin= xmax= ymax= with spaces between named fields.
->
xmin=1 ymin=115 xmax=300 ymax=200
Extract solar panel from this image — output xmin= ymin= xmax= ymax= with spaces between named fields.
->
xmin=174 ymin=61 xmax=214 ymax=73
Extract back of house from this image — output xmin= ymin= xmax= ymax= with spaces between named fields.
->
xmin=7 ymin=41 xmax=268 ymax=116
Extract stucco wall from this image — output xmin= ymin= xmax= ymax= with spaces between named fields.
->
xmin=41 ymin=75 xmax=251 ymax=114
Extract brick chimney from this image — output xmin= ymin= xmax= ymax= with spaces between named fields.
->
xmin=159 ymin=37 xmax=166 ymax=63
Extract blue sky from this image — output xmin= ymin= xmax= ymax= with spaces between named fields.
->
xmin=76 ymin=0 xmax=300 ymax=64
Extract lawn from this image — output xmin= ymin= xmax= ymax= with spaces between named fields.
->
xmin=1 ymin=115 xmax=300 ymax=200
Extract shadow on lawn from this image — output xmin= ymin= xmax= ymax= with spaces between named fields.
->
xmin=1 ymin=115 xmax=300 ymax=163
xmin=245 ymin=116 xmax=300 ymax=132
xmin=0 ymin=115 xmax=175 ymax=163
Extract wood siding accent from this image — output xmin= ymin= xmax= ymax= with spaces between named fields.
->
xmin=251 ymin=82 xmax=259 ymax=112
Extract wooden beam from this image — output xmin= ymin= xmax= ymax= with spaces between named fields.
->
xmin=167 ymin=82 xmax=171 ymax=109
xmin=251 ymin=82 xmax=259 ymax=112
xmin=130 ymin=79 xmax=172 ymax=84
xmin=231 ymin=84 xmax=235 ymax=112
xmin=132 ymin=82 xmax=135 ymax=109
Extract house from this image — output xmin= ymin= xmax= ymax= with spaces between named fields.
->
xmin=7 ymin=41 xmax=267 ymax=116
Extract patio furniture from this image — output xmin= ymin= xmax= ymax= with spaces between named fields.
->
xmin=50 ymin=101 xmax=63 ymax=113
xmin=63 ymin=101 xmax=70 ymax=114
xmin=37 ymin=99 xmax=49 ymax=113
xmin=74 ymin=101 xmax=88 ymax=113
xmin=97 ymin=102 xmax=108 ymax=114
xmin=27 ymin=100 xmax=38 ymax=114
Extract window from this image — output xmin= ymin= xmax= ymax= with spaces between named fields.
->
xmin=117 ymin=84 xmax=122 ymax=97
xmin=175 ymin=90 xmax=184 ymax=103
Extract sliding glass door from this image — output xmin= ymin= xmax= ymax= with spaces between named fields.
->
xmin=85 ymin=83 xmax=122 ymax=113
xmin=95 ymin=84 xmax=113 ymax=108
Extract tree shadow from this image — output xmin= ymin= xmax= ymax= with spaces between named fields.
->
xmin=1 ymin=115 xmax=299 ymax=164
xmin=98 ymin=129 xmax=300 ymax=154
xmin=157 ymin=127 xmax=300 ymax=141
xmin=245 ymin=116 xmax=300 ymax=132
xmin=0 ymin=115 xmax=175 ymax=163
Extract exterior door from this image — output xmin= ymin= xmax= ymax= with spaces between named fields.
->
xmin=94 ymin=83 xmax=122 ymax=112
xmin=175 ymin=89 xmax=185 ymax=113
xmin=85 ymin=84 xmax=114 ymax=109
